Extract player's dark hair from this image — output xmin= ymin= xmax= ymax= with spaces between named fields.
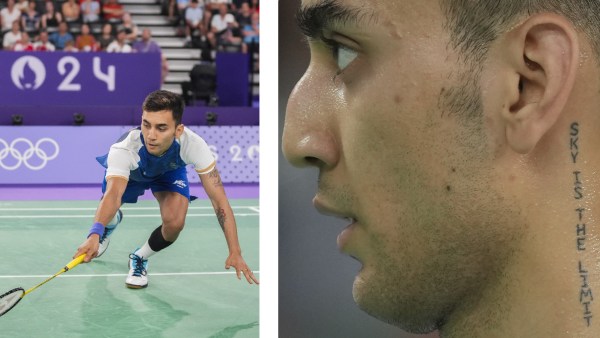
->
xmin=440 ymin=0 xmax=600 ymax=65
xmin=142 ymin=90 xmax=185 ymax=125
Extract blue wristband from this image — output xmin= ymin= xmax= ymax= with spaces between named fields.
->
xmin=88 ymin=222 xmax=104 ymax=238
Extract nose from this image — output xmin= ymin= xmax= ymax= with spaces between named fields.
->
xmin=282 ymin=69 xmax=340 ymax=170
xmin=147 ymin=127 xmax=157 ymax=140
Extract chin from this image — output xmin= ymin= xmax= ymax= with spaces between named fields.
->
xmin=145 ymin=146 xmax=161 ymax=155
xmin=351 ymin=269 xmax=439 ymax=334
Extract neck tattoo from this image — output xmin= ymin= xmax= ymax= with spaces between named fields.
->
xmin=570 ymin=121 xmax=593 ymax=327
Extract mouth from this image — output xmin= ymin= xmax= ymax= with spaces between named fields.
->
xmin=312 ymin=196 xmax=358 ymax=253
xmin=337 ymin=218 xmax=357 ymax=252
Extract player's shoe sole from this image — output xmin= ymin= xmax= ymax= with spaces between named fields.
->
xmin=125 ymin=283 xmax=148 ymax=289
xmin=96 ymin=238 xmax=110 ymax=258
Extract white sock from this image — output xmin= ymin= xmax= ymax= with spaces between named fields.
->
xmin=134 ymin=241 xmax=156 ymax=260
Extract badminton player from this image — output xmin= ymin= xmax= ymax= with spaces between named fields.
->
xmin=74 ymin=90 xmax=258 ymax=288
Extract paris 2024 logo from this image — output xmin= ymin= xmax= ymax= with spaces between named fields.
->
xmin=10 ymin=56 xmax=46 ymax=90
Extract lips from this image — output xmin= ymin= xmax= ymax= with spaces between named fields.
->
xmin=313 ymin=196 xmax=357 ymax=252
xmin=337 ymin=220 xmax=357 ymax=251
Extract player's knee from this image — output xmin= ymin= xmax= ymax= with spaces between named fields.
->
xmin=163 ymin=216 xmax=185 ymax=234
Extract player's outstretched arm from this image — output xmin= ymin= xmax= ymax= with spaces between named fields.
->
xmin=74 ymin=176 xmax=128 ymax=262
xmin=199 ymin=168 xmax=259 ymax=285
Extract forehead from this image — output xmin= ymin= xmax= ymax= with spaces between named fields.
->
xmin=299 ymin=0 xmax=445 ymax=40
xmin=142 ymin=110 xmax=175 ymax=124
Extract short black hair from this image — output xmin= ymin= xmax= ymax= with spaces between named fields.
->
xmin=142 ymin=90 xmax=185 ymax=125
xmin=440 ymin=0 xmax=600 ymax=65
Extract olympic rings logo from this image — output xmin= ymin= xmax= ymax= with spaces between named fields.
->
xmin=0 ymin=138 xmax=60 ymax=171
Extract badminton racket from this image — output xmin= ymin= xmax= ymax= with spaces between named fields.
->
xmin=0 ymin=254 xmax=86 ymax=317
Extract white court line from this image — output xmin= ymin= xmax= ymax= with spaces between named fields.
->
xmin=0 ymin=271 xmax=260 ymax=279
xmin=0 ymin=213 xmax=258 ymax=219
xmin=0 ymin=206 xmax=259 ymax=211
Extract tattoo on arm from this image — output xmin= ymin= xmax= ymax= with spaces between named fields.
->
xmin=569 ymin=121 xmax=593 ymax=327
xmin=209 ymin=169 xmax=223 ymax=187
xmin=216 ymin=208 xmax=226 ymax=232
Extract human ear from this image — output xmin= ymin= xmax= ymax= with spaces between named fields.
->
xmin=175 ymin=123 xmax=185 ymax=138
xmin=501 ymin=13 xmax=579 ymax=154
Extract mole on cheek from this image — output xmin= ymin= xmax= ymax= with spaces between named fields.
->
xmin=446 ymin=168 xmax=456 ymax=192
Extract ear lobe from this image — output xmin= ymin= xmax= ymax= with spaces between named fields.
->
xmin=502 ymin=14 xmax=579 ymax=154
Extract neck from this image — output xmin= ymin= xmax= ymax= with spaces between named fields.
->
xmin=441 ymin=98 xmax=600 ymax=337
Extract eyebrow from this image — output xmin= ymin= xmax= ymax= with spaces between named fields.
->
xmin=296 ymin=0 xmax=376 ymax=39
xmin=142 ymin=119 xmax=168 ymax=128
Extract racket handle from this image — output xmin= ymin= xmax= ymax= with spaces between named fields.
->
xmin=65 ymin=254 xmax=86 ymax=271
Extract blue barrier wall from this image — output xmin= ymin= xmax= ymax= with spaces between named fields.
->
xmin=0 ymin=52 xmax=259 ymax=126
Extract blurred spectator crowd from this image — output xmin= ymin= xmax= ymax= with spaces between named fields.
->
xmin=0 ymin=0 xmax=259 ymax=83
xmin=1 ymin=0 xmax=138 ymax=51
xmin=168 ymin=0 xmax=259 ymax=53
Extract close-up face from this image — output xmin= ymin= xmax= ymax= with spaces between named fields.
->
xmin=283 ymin=0 xmax=522 ymax=333
xmin=81 ymin=24 xmax=90 ymax=34
xmin=141 ymin=110 xmax=183 ymax=156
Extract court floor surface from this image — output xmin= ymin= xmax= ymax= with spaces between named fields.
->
xmin=0 ymin=199 xmax=259 ymax=338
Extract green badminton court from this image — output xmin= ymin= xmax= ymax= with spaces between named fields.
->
xmin=0 ymin=199 xmax=259 ymax=338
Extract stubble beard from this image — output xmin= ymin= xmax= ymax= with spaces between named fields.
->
xmin=348 ymin=64 xmax=520 ymax=333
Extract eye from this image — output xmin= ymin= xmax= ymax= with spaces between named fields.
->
xmin=336 ymin=45 xmax=358 ymax=71
xmin=322 ymin=37 xmax=359 ymax=73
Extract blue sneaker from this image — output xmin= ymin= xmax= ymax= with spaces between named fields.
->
xmin=126 ymin=250 xmax=148 ymax=289
xmin=96 ymin=209 xmax=123 ymax=258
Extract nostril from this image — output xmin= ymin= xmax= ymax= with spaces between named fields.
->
xmin=305 ymin=156 xmax=320 ymax=165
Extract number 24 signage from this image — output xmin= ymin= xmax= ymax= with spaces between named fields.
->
xmin=0 ymin=52 xmax=161 ymax=106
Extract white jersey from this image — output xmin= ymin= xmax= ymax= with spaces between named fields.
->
xmin=98 ymin=127 xmax=215 ymax=182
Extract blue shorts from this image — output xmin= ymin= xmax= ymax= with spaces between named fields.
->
xmin=102 ymin=166 xmax=191 ymax=204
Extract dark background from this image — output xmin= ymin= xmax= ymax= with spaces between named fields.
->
xmin=278 ymin=1 xmax=439 ymax=337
